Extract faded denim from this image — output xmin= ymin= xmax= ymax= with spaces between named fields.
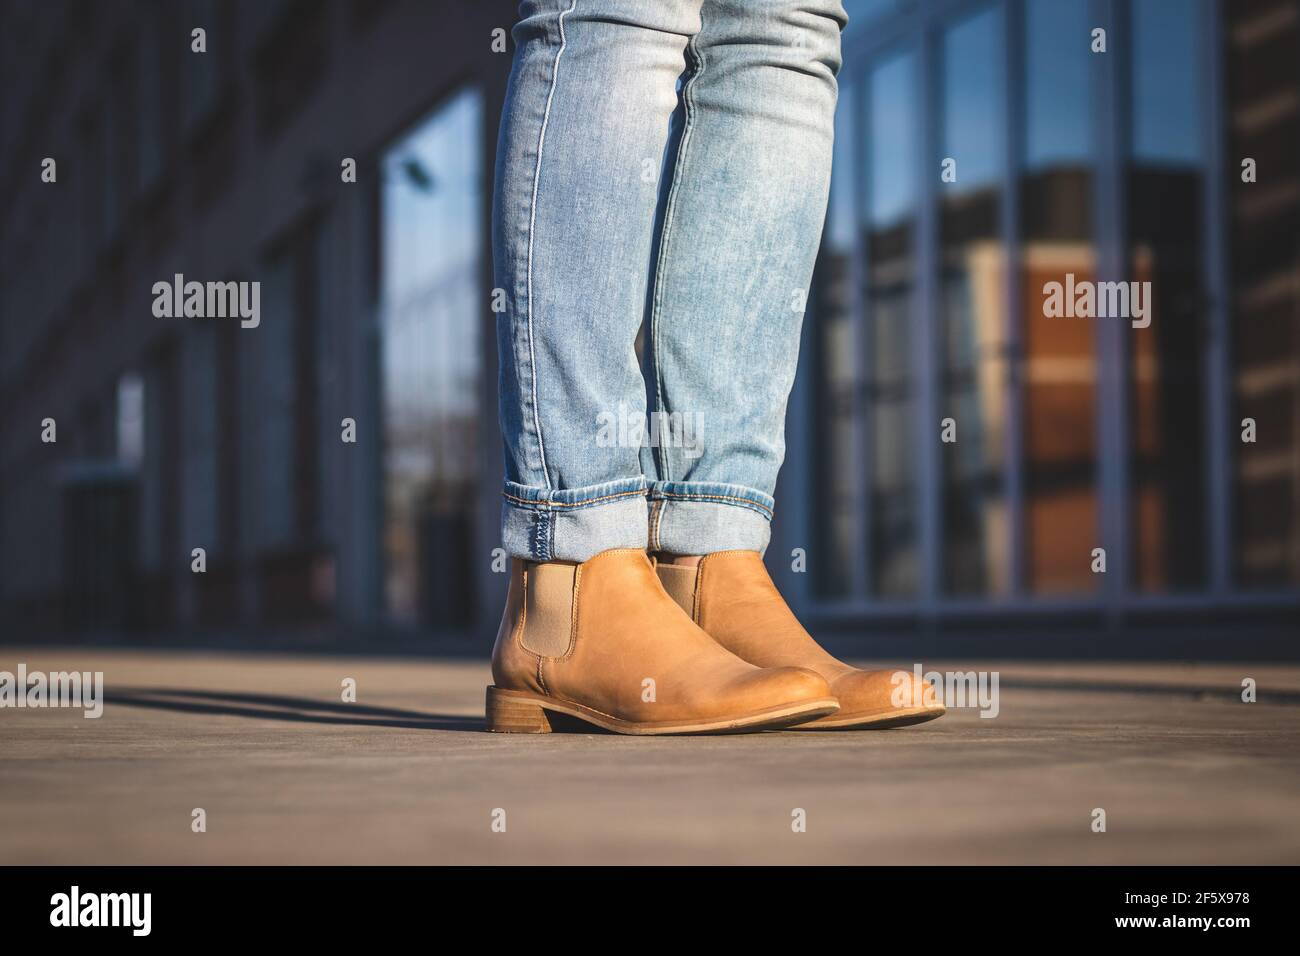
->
xmin=494 ymin=0 xmax=846 ymax=561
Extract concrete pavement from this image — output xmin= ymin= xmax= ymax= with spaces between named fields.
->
xmin=1 ymin=648 xmax=1298 ymax=864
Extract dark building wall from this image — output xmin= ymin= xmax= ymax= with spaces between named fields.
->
xmin=1225 ymin=0 xmax=1300 ymax=588
xmin=1 ymin=0 xmax=515 ymax=636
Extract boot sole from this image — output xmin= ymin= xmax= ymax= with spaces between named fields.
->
xmin=789 ymin=704 xmax=947 ymax=730
xmin=485 ymin=686 xmax=838 ymax=736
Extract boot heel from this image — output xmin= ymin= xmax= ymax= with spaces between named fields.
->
xmin=485 ymin=687 xmax=553 ymax=733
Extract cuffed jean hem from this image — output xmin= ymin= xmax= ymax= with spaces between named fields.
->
xmin=647 ymin=480 xmax=774 ymax=556
xmin=502 ymin=477 xmax=649 ymax=562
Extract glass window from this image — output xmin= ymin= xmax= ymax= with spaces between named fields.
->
xmin=107 ymin=46 xmax=133 ymax=237
xmin=116 ymin=372 xmax=145 ymax=468
xmin=1020 ymin=0 xmax=1098 ymax=595
xmin=181 ymin=325 xmax=220 ymax=557
xmin=79 ymin=109 xmax=103 ymax=261
xmin=1126 ymin=0 xmax=1208 ymax=592
xmin=241 ymin=257 xmax=298 ymax=553
xmin=184 ymin=0 xmax=219 ymax=129
xmin=379 ymin=88 xmax=484 ymax=626
xmin=253 ymin=0 xmax=329 ymax=137
xmin=813 ymin=80 xmax=861 ymax=598
xmin=138 ymin=349 xmax=177 ymax=577
xmin=939 ymin=6 xmax=1008 ymax=596
xmin=865 ymin=50 xmax=918 ymax=599
xmin=1132 ymin=2 xmax=1201 ymax=166
xmin=843 ymin=0 xmax=903 ymax=28
xmin=231 ymin=222 xmax=328 ymax=600
xmin=137 ymin=11 xmax=164 ymax=190
xmin=1025 ymin=0 xmax=1092 ymax=171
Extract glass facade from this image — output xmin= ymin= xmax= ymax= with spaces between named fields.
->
xmin=379 ymin=88 xmax=485 ymax=626
xmin=939 ymin=6 xmax=1007 ymax=596
xmin=866 ymin=50 xmax=922 ymax=600
xmin=807 ymin=0 xmax=1300 ymax=612
xmin=1126 ymin=0 xmax=1209 ymax=592
xmin=1020 ymin=0 xmax=1098 ymax=596
xmin=812 ymin=81 xmax=860 ymax=598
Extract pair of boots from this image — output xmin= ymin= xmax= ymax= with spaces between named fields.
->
xmin=487 ymin=549 xmax=945 ymax=734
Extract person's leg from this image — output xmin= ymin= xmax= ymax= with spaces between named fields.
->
xmin=640 ymin=0 xmax=844 ymax=553
xmin=489 ymin=0 xmax=837 ymax=734
xmin=642 ymin=0 xmax=943 ymax=728
xmin=495 ymin=0 xmax=695 ymax=562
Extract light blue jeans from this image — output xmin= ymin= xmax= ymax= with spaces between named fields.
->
xmin=494 ymin=0 xmax=845 ymax=561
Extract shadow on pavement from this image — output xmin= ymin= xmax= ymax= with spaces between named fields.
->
xmin=107 ymin=687 xmax=484 ymax=731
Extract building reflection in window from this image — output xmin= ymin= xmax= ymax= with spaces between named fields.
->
xmin=865 ymin=50 xmax=919 ymax=599
xmin=379 ymin=88 xmax=483 ymax=626
xmin=939 ymin=6 xmax=1007 ymax=596
xmin=843 ymin=0 xmax=902 ymax=28
xmin=1020 ymin=0 xmax=1098 ymax=594
xmin=813 ymin=81 xmax=861 ymax=598
xmin=1127 ymin=0 xmax=1208 ymax=592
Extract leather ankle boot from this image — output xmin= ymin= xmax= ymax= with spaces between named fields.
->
xmin=656 ymin=551 xmax=945 ymax=729
xmin=487 ymin=548 xmax=838 ymax=734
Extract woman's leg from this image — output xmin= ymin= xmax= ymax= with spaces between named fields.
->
xmin=643 ymin=0 xmax=944 ymax=729
xmin=494 ymin=0 xmax=697 ymax=562
xmin=641 ymin=0 xmax=845 ymax=554
xmin=488 ymin=0 xmax=837 ymax=735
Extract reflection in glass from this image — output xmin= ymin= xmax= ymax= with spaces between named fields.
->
xmin=241 ymin=255 xmax=296 ymax=552
xmin=1127 ymin=0 xmax=1207 ymax=591
xmin=116 ymin=372 xmax=146 ymax=469
xmin=181 ymin=325 xmax=220 ymax=560
xmin=380 ymin=88 xmax=483 ymax=625
xmin=843 ymin=0 xmax=901 ymax=30
xmin=813 ymin=81 xmax=860 ymax=598
xmin=1020 ymin=0 xmax=1098 ymax=594
xmin=866 ymin=51 xmax=918 ymax=598
xmin=939 ymin=7 xmax=1007 ymax=596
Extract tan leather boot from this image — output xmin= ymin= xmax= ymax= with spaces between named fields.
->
xmin=487 ymin=548 xmax=838 ymax=734
xmin=656 ymin=551 xmax=945 ymax=729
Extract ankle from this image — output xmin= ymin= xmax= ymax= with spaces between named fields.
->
xmin=652 ymin=552 xmax=704 ymax=568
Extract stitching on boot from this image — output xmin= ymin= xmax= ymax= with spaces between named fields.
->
xmin=560 ymin=564 xmax=582 ymax=662
xmin=513 ymin=565 xmax=529 ymax=644
xmin=509 ymin=566 xmax=546 ymax=694
xmin=695 ymin=555 xmax=711 ymax=626
xmin=691 ymin=564 xmax=702 ymax=622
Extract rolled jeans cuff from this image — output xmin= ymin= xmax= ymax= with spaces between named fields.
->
xmin=502 ymin=477 xmax=649 ymax=562
xmin=647 ymin=480 xmax=774 ymax=556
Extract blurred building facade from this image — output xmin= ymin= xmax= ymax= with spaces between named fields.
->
xmin=1 ymin=0 xmax=509 ymax=637
xmin=783 ymin=0 xmax=1300 ymax=630
xmin=1 ymin=0 xmax=1297 ymax=642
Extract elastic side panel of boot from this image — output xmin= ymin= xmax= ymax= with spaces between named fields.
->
xmin=493 ymin=562 xmax=526 ymax=646
xmin=519 ymin=562 xmax=577 ymax=658
xmin=656 ymin=563 xmax=699 ymax=621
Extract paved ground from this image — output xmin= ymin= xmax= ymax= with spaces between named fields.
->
xmin=2 ymin=648 xmax=1298 ymax=865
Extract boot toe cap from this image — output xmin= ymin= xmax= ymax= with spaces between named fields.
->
xmin=739 ymin=665 xmax=836 ymax=707
xmin=832 ymin=668 xmax=943 ymax=717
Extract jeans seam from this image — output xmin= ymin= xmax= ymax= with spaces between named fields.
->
xmin=646 ymin=16 xmax=706 ymax=486
xmin=524 ymin=0 xmax=577 ymax=491
xmin=652 ymin=490 xmax=774 ymax=519
xmin=502 ymin=488 xmax=646 ymax=510
xmin=649 ymin=498 xmax=664 ymax=551
xmin=531 ymin=510 xmax=550 ymax=561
